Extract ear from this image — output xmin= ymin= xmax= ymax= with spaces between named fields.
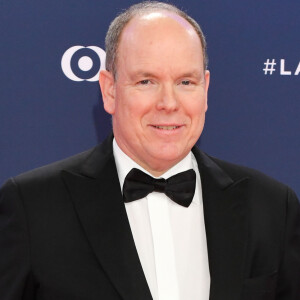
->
xmin=204 ymin=70 xmax=210 ymax=112
xmin=99 ymin=70 xmax=116 ymax=115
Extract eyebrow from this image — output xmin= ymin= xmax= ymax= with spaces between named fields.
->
xmin=130 ymin=70 xmax=202 ymax=79
xmin=179 ymin=71 xmax=202 ymax=78
xmin=130 ymin=71 xmax=157 ymax=79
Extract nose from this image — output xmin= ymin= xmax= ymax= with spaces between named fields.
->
xmin=156 ymin=83 xmax=179 ymax=112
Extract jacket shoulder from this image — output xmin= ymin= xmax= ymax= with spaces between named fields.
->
xmin=13 ymin=147 xmax=96 ymax=186
xmin=208 ymin=154 xmax=291 ymax=196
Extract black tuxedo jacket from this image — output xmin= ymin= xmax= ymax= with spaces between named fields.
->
xmin=0 ymin=136 xmax=300 ymax=300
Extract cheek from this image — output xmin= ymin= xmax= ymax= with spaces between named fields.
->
xmin=120 ymin=96 xmax=153 ymax=123
xmin=187 ymin=98 xmax=206 ymax=121
xmin=115 ymin=99 xmax=149 ymax=130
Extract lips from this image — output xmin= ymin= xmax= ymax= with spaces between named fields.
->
xmin=153 ymin=125 xmax=180 ymax=130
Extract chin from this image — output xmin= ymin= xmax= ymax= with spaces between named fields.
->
xmin=151 ymin=148 xmax=187 ymax=165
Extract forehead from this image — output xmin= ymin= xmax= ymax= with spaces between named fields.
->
xmin=121 ymin=10 xmax=198 ymax=44
xmin=116 ymin=11 xmax=203 ymax=72
xmin=129 ymin=10 xmax=196 ymax=33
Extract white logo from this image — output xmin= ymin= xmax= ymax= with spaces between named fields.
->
xmin=61 ymin=46 xmax=106 ymax=82
xmin=263 ymin=59 xmax=300 ymax=76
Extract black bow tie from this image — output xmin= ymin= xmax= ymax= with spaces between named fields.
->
xmin=123 ymin=168 xmax=196 ymax=207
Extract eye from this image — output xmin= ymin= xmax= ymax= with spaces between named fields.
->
xmin=139 ymin=79 xmax=150 ymax=85
xmin=181 ymin=80 xmax=191 ymax=85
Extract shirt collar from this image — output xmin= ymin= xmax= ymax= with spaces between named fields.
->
xmin=113 ymin=138 xmax=194 ymax=192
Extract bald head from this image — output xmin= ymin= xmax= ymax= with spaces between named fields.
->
xmin=105 ymin=1 xmax=207 ymax=78
xmin=117 ymin=11 xmax=205 ymax=79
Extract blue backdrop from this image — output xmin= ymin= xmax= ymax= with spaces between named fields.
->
xmin=0 ymin=0 xmax=299 ymax=197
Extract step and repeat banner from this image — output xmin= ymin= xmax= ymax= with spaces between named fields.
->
xmin=0 ymin=0 xmax=299 ymax=197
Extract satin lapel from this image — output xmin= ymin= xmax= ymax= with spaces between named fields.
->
xmin=193 ymin=148 xmax=249 ymax=300
xmin=61 ymin=139 xmax=152 ymax=300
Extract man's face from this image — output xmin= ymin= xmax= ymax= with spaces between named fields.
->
xmin=100 ymin=12 xmax=210 ymax=176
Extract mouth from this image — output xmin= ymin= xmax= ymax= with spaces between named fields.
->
xmin=152 ymin=125 xmax=181 ymax=130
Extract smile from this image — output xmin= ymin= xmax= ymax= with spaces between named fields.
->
xmin=153 ymin=125 xmax=181 ymax=130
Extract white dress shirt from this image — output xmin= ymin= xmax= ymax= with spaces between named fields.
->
xmin=113 ymin=139 xmax=210 ymax=300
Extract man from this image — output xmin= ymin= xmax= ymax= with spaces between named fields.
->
xmin=0 ymin=2 xmax=299 ymax=300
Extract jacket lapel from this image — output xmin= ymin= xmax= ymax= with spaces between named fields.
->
xmin=61 ymin=136 xmax=152 ymax=300
xmin=60 ymin=135 xmax=249 ymax=300
xmin=193 ymin=147 xmax=249 ymax=300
